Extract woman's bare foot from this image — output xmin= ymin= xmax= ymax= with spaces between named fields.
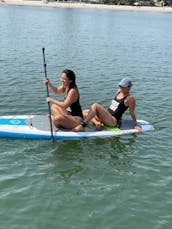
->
xmin=72 ymin=124 xmax=85 ymax=131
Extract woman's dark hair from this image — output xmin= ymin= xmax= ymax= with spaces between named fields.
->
xmin=62 ymin=69 xmax=77 ymax=89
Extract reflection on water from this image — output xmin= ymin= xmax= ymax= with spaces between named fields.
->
xmin=42 ymin=134 xmax=138 ymax=183
xmin=1 ymin=5 xmax=172 ymax=228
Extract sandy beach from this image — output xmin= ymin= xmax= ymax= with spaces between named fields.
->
xmin=1 ymin=0 xmax=172 ymax=12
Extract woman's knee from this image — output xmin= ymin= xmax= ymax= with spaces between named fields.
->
xmin=83 ymin=109 xmax=89 ymax=118
xmin=53 ymin=114 xmax=64 ymax=123
xmin=51 ymin=104 xmax=57 ymax=113
xmin=91 ymin=102 xmax=100 ymax=111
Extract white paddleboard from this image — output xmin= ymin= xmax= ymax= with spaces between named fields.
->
xmin=0 ymin=115 xmax=154 ymax=140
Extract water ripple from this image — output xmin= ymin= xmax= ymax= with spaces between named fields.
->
xmin=0 ymin=5 xmax=172 ymax=229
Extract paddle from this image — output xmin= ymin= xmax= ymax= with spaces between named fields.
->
xmin=42 ymin=48 xmax=54 ymax=143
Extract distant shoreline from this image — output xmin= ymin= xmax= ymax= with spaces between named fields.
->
xmin=1 ymin=0 xmax=172 ymax=12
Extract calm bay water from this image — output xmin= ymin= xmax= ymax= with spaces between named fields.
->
xmin=0 ymin=4 xmax=172 ymax=229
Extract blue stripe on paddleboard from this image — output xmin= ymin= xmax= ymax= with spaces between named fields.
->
xmin=0 ymin=118 xmax=26 ymax=126
xmin=137 ymin=122 xmax=154 ymax=131
xmin=0 ymin=131 xmax=51 ymax=139
xmin=137 ymin=122 xmax=149 ymax=126
xmin=0 ymin=131 xmax=82 ymax=139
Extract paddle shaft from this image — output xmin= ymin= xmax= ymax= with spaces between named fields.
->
xmin=42 ymin=48 xmax=54 ymax=143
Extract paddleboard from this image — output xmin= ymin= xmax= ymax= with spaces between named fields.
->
xmin=0 ymin=115 xmax=154 ymax=140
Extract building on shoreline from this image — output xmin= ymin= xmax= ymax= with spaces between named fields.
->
xmin=1 ymin=0 xmax=172 ymax=7
xmin=39 ymin=0 xmax=172 ymax=7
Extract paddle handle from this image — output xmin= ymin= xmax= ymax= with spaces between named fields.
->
xmin=42 ymin=48 xmax=54 ymax=143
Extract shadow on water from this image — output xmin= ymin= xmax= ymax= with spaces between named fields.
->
xmin=36 ymin=134 xmax=138 ymax=183
xmin=0 ymin=134 xmax=137 ymax=184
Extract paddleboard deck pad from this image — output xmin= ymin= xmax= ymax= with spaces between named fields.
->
xmin=0 ymin=115 xmax=154 ymax=139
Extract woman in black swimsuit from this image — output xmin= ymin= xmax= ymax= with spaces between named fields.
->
xmin=74 ymin=78 xmax=141 ymax=131
xmin=44 ymin=69 xmax=83 ymax=129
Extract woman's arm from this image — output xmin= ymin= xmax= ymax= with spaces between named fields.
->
xmin=46 ymin=88 xmax=77 ymax=109
xmin=44 ymin=78 xmax=64 ymax=94
xmin=127 ymin=96 xmax=142 ymax=131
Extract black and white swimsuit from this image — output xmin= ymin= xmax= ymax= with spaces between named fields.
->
xmin=107 ymin=94 xmax=128 ymax=122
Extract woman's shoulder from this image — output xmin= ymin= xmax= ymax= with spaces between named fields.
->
xmin=67 ymin=87 xmax=79 ymax=96
xmin=126 ymin=95 xmax=136 ymax=106
xmin=126 ymin=94 xmax=135 ymax=101
xmin=127 ymin=94 xmax=134 ymax=99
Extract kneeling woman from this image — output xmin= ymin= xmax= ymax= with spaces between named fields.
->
xmin=44 ymin=69 xmax=83 ymax=129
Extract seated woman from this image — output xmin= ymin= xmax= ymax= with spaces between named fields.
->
xmin=44 ymin=69 xmax=83 ymax=129
xmin=74 ymin=78 xmax=141 ymax=131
